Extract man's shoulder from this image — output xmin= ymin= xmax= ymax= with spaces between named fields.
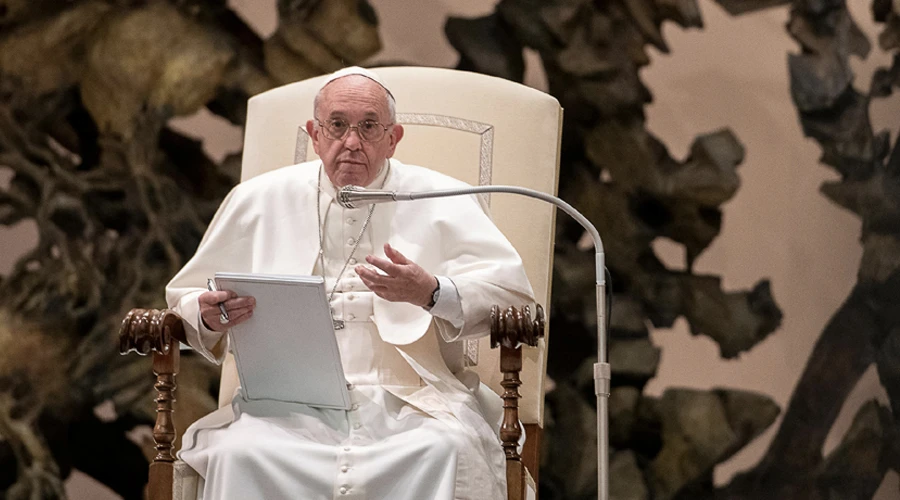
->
xmin=230 ymin=161 xmax=319 ymax=198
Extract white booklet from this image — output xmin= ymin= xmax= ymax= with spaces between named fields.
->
xmin=214 ymin=272 xmax=351 ymax=410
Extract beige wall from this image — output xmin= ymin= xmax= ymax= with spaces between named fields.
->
xmin=0 ymin=0 xmax=892 ymax=497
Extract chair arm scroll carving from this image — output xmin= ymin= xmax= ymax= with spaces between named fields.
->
xmin=119 ymin=308 xmax=187 ymax=356
xmin=490 ymin=304 xmax=545 ymax=349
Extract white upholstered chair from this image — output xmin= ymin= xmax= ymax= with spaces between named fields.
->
xmin=120 ymin=66 xmax=561 ymax=500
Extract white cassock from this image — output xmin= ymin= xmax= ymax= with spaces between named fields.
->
xmin=166 ymin=159 xmax=535 ymax=500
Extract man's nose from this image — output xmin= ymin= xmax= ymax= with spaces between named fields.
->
xmin=343 ymin=128 xmax=362 ymax=149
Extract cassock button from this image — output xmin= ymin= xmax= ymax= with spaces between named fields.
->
xmin=347 ymin=238 xmax=355 ymax=245
xmin=349 ymin=258 xmax=357 ymax=265
xmin=347 ymin=294 xmax=355 ymax=301
xmin=346 ymin=217 xmax=355 ymax=224
xmin=347 ymin=384 xmax=355 ymax=391
xmin=350 ymin=404 xmax=359 ymax=411
xmin=353 ymin=423 xmax=362 ymax=430
xmin=340 ymin=486 xmax=348 ymax=495
xmin=344 ymin=446 xmax=351 ymax=452
xmin=341 ymin=465 xmax=349 ymax=473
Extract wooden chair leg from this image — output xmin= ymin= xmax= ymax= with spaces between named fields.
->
xmin=501 ymin=343 xmax=526 ymax=500
xmin=522 ymin=423 xmax=542 ymax=489
xmin=147 ymin=345 xmax=179 ymax=500
xmin=119 ymin=309 xmax=185 ymax=500
xmin=493 ymin=305 xmax=545 ymax=500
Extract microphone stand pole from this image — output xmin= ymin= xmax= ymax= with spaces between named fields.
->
xmin=339 ymin=185 xmax=610 ymax=500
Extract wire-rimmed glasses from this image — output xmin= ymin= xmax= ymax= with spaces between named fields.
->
xmin=316 ymin=118 xmax=393 ymax=142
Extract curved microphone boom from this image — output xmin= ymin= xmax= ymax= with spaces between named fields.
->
xmin=337 ymin=184 xmax=612 ymax=500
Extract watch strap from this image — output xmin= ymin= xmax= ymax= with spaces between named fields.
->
xmin=427 ymin=279 xmax=441 ymax=308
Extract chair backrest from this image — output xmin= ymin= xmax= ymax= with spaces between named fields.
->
xmin=221 ymin=66 xmax=561 ymax=426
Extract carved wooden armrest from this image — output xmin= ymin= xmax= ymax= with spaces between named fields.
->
xmin=119 ymin=308 xmax=187 ymax=356
xmin=490 ymin=304 xmax=545 ymax=500
xmin=119 ymin=308 xmax=187 ymax=500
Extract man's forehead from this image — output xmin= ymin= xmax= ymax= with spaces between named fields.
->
xmin=324 ymin=108 xmax=381 ymax=118
xmin=319 ymin=66 xmax=393 ymax=99
xmin=320 ymin=87 xmax=386 ymax=116
xmin=318 ymin=76 xmax=391 ymax=117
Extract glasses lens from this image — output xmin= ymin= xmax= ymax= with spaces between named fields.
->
xmin=320 ymin=119 xmax=386 ymax=141
xmin=325 ymin=119 xmax=349 ymax=139
xmin=359 ymin=120 xmax=384 ymax=142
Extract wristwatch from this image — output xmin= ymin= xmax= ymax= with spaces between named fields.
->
xmin=426 ymin=279 xmax=441 ymax=309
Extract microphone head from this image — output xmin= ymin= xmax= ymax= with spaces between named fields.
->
xmin=337 ymin=185 xmax=364 ymax=209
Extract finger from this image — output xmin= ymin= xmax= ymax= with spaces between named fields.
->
xmin=384 ymin=243 xmax=410 ymax=264
xmin=366 ymin=286 xmax=390 ymax=296
xmin=369 ymin=287 xmax=402 ymax=303
xmin=200 ymin=290 xmax=236 ymax=305
xmin=358 ymin=275 xmax=402 ymax=301
xmin=358 ymin=272 xmax=390 ymax=291
xmin=356 ymin=266 xmax=393 ymax=285
xmin=200 ymin=302 xmax=230 ymax=318
xmin=226 ymin=310 xmax=254 ymax=327
xmin=223 ymin=296 xmax=256 ymax=310
xmin=225 ymin=305 xmax=254 ymax=318
xmin=365 ymin=255 xmax=402 ymax=277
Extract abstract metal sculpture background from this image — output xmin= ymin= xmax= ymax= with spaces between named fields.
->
xmin=0 ymin=2 xmax=381 ymax=498
xmin=0 ymin=0 xmax=894 ymax=499
xmin=704 ymin=0 xmax=900 ymax=498
xmin=444 ymin=1 xmax=784 ymax=497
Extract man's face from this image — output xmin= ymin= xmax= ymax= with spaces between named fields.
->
xmin=306 ymin=75 xmax=404 ymax=187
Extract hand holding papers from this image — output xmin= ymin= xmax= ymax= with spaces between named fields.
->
xmin=198 ymin=288 xmax=255 ymax=331
xmin=206 ymin=279 xmax=230 ymax=324
xmin=213 ymin=272 xmax=351 ymax=410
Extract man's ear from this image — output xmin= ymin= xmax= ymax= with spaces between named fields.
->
xmin=305 ymin=120 xmax=321 ymax=154
xmin=387 ymin=124 xmax=404 ymax=157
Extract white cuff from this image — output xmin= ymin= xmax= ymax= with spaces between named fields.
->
xmin=428 ymin=275 xmax=464 ymax=329
xmin=196 ymin=309 xmax=228 ymax=363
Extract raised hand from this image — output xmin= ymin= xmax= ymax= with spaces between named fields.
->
xmin=199 ymin=291 xmax=256 ymax=332
xmin=356 ymin=243 xmax=437 ymax=307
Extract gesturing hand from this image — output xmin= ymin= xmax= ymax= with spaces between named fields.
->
xmin=199 ymin=291 xmax=256 ymax=332
xmin=357 ymin=243 xmax=437 ymax=308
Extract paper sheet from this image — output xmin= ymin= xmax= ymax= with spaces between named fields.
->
xmin=214 ymin=272 xmax=351 ymax=410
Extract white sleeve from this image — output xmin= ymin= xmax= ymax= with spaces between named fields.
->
xmin=427 ymin=275 xmax=464 ymax=329
xmin=166 ymin=187 xmax=250 ymax=364
xmin=196 ymin=309 xmax=230 ymax=361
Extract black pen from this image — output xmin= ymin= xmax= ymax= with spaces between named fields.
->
xmin=207 ymin=278 xmax=230 ymax=324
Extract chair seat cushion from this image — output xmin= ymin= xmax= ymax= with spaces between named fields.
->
xmin=173 ymin=461 xmax=200 ymax=500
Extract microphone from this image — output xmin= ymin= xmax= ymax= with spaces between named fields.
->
xmin=337 ymin=185 xmax=402 ymax=208
xmin=335 ymin=182 xmax=613 ymax=500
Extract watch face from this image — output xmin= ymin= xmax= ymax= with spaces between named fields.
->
xmin=430 ymin=283 xmax=440 ymax=306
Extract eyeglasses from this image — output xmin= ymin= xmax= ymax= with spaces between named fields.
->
xmin=316 ymin=118 xmax=393 ymax=142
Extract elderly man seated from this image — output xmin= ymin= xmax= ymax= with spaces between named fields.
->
xmin=166 ymin=66 xmax=535 ymax=500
